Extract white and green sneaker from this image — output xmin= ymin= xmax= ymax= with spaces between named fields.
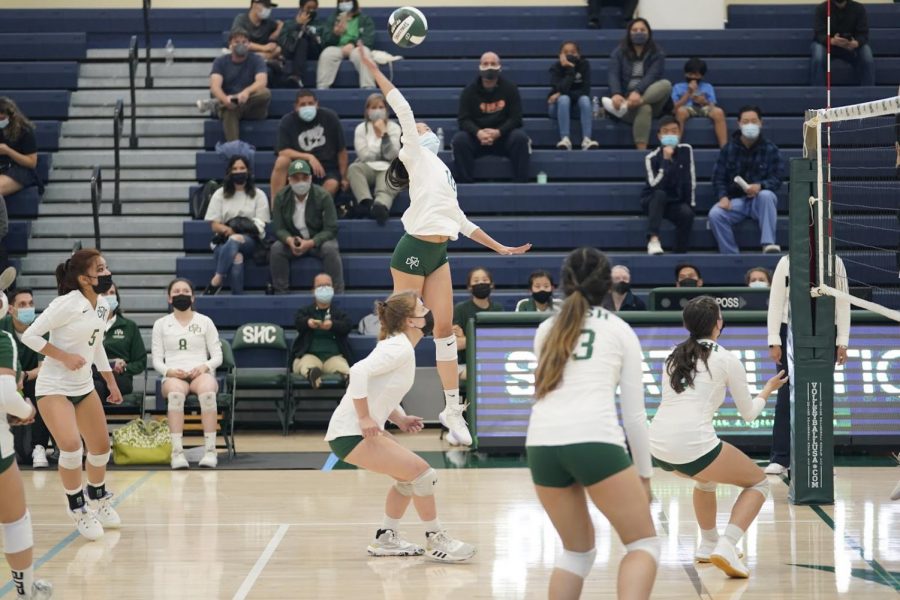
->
xmin=425 ymin=530 xmax=476 ymax=563
xmin=367 ymin=529 xmax=424 ymax=557
xmin=22 ymin=580 xmax=53 ymax=600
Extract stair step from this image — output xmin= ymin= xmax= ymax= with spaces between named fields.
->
xmin=62 ymin=119 xmax=204 ymax=137
xmin=69 ymin=106 xmax=205 ymax=118
xmin=78 ymin=78 xmax=216 ymax=90
xmin=32 ymin=216 xmax=185 ymax=237
xmin=47 ymin=168 xmax=195 ymax=182
xmin=58 ymin=137 xmax=204 ymax=149
xmin=80 ymin=62 xmax=212 ymax=78
xmin=19 ymin=274 xmax=175 ymax=291
xmin=72 ymin=89 xmax=208 ymax=107
xmin=38 ymin=201 xmax=187 ymax=217
xmin=23 ymin=252 xmax=179 ymax=274
xmin=51 ymin=149 xmax=196 ymax=169
xmin=87 ymin=48 xmax=222 ymax=60
xmin=32 ymin=237 xmax=183 ymax=252
xmin=43 ymin=181 xmax=191 ymax=202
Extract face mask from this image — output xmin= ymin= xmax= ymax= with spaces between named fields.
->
xmin=259 ymin=7 xmax=272 ymax=19
xmin=630 ymin=32 xmax=649 ymax=45
xmin=471 ymin=283 xmax=492 ymax=300
xmin=298 ymin=106 xmax=317 ymax=122
xmin=565 ymin=54 xmax=579 ymax=64
xmin=479 ymin=67 xmax=500 ymax=81
xmin=234 ymin=43 xmax=250 ymax=57
xmin=413 ymin=310 xmax=434 ymax=337
xmin=679 ymin=278 xmax=698 ymax=288
xmin=315 ymin=285 xmax=334 ymax=304
xmin=291 ymin=181 xmax=311 ymax=197
xmin=749 ymin=281 xmax=769 ymax=289
xmin=171 ymin=294 xmax=193 ymax=312
xmin=0 ymin=119 xmax=8 ymax=130
xmin=15 ymin=307 xmax=35 ymax=325
xmin=229 ymin=172 xmax=249 ymax=185
xmin=740 ymin=123 xmax=761 ymax=140
xmin=338 ymin=1 xmax=353 ymax=12
xmin=613 ymin=281 xmax=630 ymax=295
xmin=307 ymin=10 xmax=317 ymax=20
xmin=531 ymin=290 xmax=553 ymax=305
xmin=91 ymin=274 xmax=113 ymax=294
xmin=368 ymin=109 xmax=386 ymax=121
xmin=660 ymin=134 xmax=679 ymax=148
xmin=105 ymin=296 xmax=119 ymax=313
xmin=419 ymin=131 xmax=441 ymax=155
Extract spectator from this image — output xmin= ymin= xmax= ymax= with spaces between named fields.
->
xmin=291 ymin=272 xmax=353 ymax=388
xmin=1 ymin=288 xmax=49 ymax=467
xmin=357 ymin=302 xmax=381 ymax=336
xmin=452 ymin=52 xmax=530 ymax=184
xmin=675 ymin=263 xmax=703 ymax=287
xmin=745 ymin=267 xmax=771 ymax=288
xmin=152 ymin=278 xmax=223 ymax=469
xmin=270 ymin=159 xmax=345 ymax=293
xmin=0 ymin=97 xmax=40 ymax=198
xmin=348 ymin=93 xmax=401 ymax=225
xmin=271 ymin=89 xmax=348 ymax=199
xmin=709 ymin=105 xmax=785 ymax=255
xmin=810 ymin=0 xmax=875 ymax=86
xmin=278 ymin=0 xmax=324 ymax=87
xmin=587 ymin=0 xmax=637 ymax=29
xmin=200 ymin=30 xmax=272 ymax=143
xmin=515 ymin=270 xmax=559 ymax=312
xmin=602 ymin=265 xmax=646 ymax=311
xmin=232 ymin=0 xmax=284 ymax=62
xmin=316 ymin=0 xmax=376 ymax=89
xmin=202 ymin=156 xmax=271 ymax=296
xmin=453 ymin=268 xmax=504 ymax=381
xmin=93 ymin=283 xmax=146 ymax=403
xmin=672 ymin=57 xmax=727 ymax=148
xmin=641 ymin=116 xmax=695 ymax=256
xmin=548 ymin=41 xmax=598 ymax=151
xmin=602 ymin=18 xmax=673 ymax=150
xmin=0 ymin=193 xmax=8 ymax=272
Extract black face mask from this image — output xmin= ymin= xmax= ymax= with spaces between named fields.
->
xmin=532 ymin=290 xmax=553 ymax=305
xmin=565 ymin=54 xmax=579 ymax=64
xmin=471 ymin=283 xmax=492 ymax=300
xmin=415 ymin=310 xmax=435 ymax=337
xmin=679 ymin=278 xmax=699 ymax=288
xmin=613 ymin=281 xmax=630 ymax=295
xmin=171 ymin=294 xmax=193 ymax=311
xmin=91 ymin=274 xmax=113 ymax=294
xmin=479 ymin=68 xmax=500 ymax=81
xmin=307 ymin=10 xmax=317 ymax=20
xmin=229 ymin=172 xmax=249 ymax=185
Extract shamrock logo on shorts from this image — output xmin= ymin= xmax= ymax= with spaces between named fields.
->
xmin=406 ymin=256 xmax=420 ymax=269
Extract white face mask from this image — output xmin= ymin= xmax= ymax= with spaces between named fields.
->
xmin=259 ymin=6 xmax=272 ymax=19
xmin=0 ymin=118 xmax=8 ymax=129
xmin=338 ymin=1 xmax=353 ymax=12
xmin=419 ymin=131 xmax=441 ymax=155
xmin=368 ymin=109 xmax=386 ymax=121
xmin=291 ymin=181 xmax=311 ymax=197
xmin=748 ymin=280 xmax=769 ymax=289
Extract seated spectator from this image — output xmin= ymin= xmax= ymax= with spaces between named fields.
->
xmin=270 ymin=159 xmax=345 ymax=293
xmin=291 ymin=272 xmax=353 ymax=388
xmin=0 ymin=193 xmax=7 ymax=272
xmin=357 ymin=302 xmax=381 ymax=336
xmin=452 ymin=52 xmax=531 ymax=184
xmin=548 ymin=41 xmax=598 ymax=151
xmin=151 ymin=278 xmax=223 ymax=470
xmin=675 ymin=263 xmax=703 ymax=288
xmin=745 ymin=267 xmax=771 ymax=288
xmin=515 ymin=270 xmax=559 ymax=312
xmin=0 ymin=97 xmax=40 ymax=198
xmin=271 ymin=90 xmax=348 ymax=199
xmin=199 ymin=30 xmax=272 ymax=143
xmin=602 ymin=265 xmax=646 ymax=311
xmin=203 ymin=156 xmax=271 ymax=296
xmin=316 ymin=0 xmax=376 ymax=89
xmin=587 ymin=0 xmax=637 ymax=29
xmin=278 ymin=0 xmax=324 ymax=87
xmin=348 ymin=93 xmax=401 ymax=225
xmin=602 ymin=18 xmax=672 ymax=150
xmin=672 ymin=57 xmax=727 ymax=148
xmin=810 ymin=0 xmax=874 ymax=86
xmin=709 ymin=105 xmax=785 ymax=255
xmin=453 ymin=268 xmax=504 ymax=381
xmin=232 ymin=0 xmax=283 ymax=62
xmin=641 ymin=116 xmax=695 ymax=256
xmin=93 ymin=283 xmax=146 ymax=402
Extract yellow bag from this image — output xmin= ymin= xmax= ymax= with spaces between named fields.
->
xmin=112 ymin=419 xmax=172 ymax=465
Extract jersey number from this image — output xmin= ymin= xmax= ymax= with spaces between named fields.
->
xmin=178 ymin=338 xmax=188 ymax=351
xmin=88 ymin=329 xmax=99 ymax=347
xmin=573 ymin=329 xmax=595 ymax=361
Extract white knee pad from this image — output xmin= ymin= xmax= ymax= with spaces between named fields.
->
xmin=434 ymin=335 xmax=457 ymax=363
xmin=393 ymin=480 xmax=413 ymax=497
xmin=556 ymin=548 xmax=596 ymax=579
xmin=695 ymin=480 xmax=718 ymax=493
xmin=748 ymin=478 xmax=770 ymax=500
xmin=57 ymin=446 xmax=83 ymax=470
xmin=86 ymin=450 xmax=110 ymax=468
xmin=198 ymin=392 xmax=217 ymax=412
xmin=2 ymin=511 xmax=33 ymax=554
xmin=394 ymin=467 xmax=438 ymax=498
xmin=167 ymin=392 xmax=185 ymax=412
xmin=625 ymin=536 xmax=661 ymax=565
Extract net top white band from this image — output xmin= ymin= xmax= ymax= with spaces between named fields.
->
xmin=813 ymin=95 xmax=900 ymax=124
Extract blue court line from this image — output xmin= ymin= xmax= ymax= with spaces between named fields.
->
xmin=0 ymin=471 xmax=156 ymax=598
xmin=321 ymin=452 xmax=339 ymax=472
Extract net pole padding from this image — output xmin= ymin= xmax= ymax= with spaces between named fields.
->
xmin=815 ymin=285 xmax=900 ymax=323
xmin=815 ymin=118 xmax=825 ymax=288
xmin=805 ymin=95 xmax=900 ymax=125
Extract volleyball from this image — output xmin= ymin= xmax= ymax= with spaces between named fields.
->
xmin=388 ymin=6 xmax=428 ymax=48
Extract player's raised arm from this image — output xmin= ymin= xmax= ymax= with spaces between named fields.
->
xmin=358 ymin=41 xmax=396 ymax=97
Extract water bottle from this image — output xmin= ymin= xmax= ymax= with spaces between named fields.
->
xmin=592 ymin=96 xmax=601 ymax=119
xmin=537 ymin=171 xmax=548 ymax=185
xmin=436 ymin=127 xmax=445 ymax=150
xmin=165 ymin=39 xmax=175 ymax=67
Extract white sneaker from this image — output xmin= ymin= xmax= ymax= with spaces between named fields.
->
xmin=710 ymin=538 xmax=749 ymax=578
xmin=764 ymin=462 xmax=787 ymax=475
xmin=601 ymin=96 xmax=628 ymax=119
xmin=425 ymin=530 xmax=476 ymax=563
xmin=32 ymin=445 xmax=49 ymax=469
xmin=439 ymin=406 xmax=472 ymax=447
xmin=198 ymin=450 xmax=218 ymax=469
xmin=556 ymin=136 xmax=572 ymax=150
xmin=891 ymin=479 xmax=900 ymax=501
xmin=24 ymin=580 xmax=54 ymax=600
xmin=171 ymin=451 xmax=189 ymax=470
xmin=89 ymin=492 xmax=121 ymax=529
xmin=647 ymin=238 xmax=664 ymax=255
xmin=195 ymin=98 xmax=218 ymax=113
xmin=67 ymin=506 xmax=104 ymax=541
xmin=581 ymin=137 xmax=599 ymax=150
xmin=696 ymin=539 xmax=743 ymax=563
xmin=367 ymin=529 xmax=425 ymax=557
xmin=763 ymin=244 xmax=782 ymax=254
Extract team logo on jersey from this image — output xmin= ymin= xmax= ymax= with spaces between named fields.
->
xmin=406 ymin=256 xmax=420 ymax=268
xmin=297 ymin=125 xmax=326 ymax=152
xmin=188 ymin=323 xmax=202 ymax=334
xmin=112 ymin=328 xmax=125 ymax=339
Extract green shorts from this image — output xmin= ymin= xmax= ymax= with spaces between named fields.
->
xmin=390 ymin=234 xmax=449 ymax=277
xmin=37 ymin=392 xmax=92 ymax=406
xmin=527 ymin=442 xmax=633 ymax=488
xmin=0 ymin=452 xmax=15 ymax=475
xmin=329 ymin=435 xmax=364 ymax=460
xmin=654 ymin=442 xmax=723 ymax=477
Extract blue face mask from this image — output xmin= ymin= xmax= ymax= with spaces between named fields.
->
xmin=298 ymin=106 xmax=317 ymax=122
xmin=660 ymin=134 xmax=679 ymax=147
xmin=740 ymin=123 xmax=760 ymax=140
xmin=106 ymin=296 xmax=119 ymax=314
xmin=420 ymin=131 xmax=441 ymax=155
xmin=338 ymin=1 xmax=353 ymax=12
xmin=0 ymin=118 xmax=8 ymax=130
xmin=16 ymin=307 xmax=35 ymax=325
xmin=315 ymin=285 xmax=334 ymax=304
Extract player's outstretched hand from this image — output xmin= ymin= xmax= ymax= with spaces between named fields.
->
xmin=358 ymin=41 xmax=378 ymax=73
xmin=495 ymin=243 xmax=532 ymax=256
xmin=765 ymin=370 xmax=789 ymax=394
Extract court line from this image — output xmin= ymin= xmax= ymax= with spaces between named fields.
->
xmin=0 ymin=471 xmax=156 ymax=599
xmin=321 ymin=452 xmax=339 ymax=471
xmin=654 ymin=507 xmax=712 ymax=600
xmin=232 ymin=524 xmax=290 ymax=600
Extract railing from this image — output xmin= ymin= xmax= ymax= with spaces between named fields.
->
xmin=127 ymin=35 xmax=139 ymax=149
xmin=113 ymin=100 xmax=124 ymax=217
xmin=90 ymin=167 xmax=103 ymax=250
xmin=142 ymin=0 xmax=153 ymax=88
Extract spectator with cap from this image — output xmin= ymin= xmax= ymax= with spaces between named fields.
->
xmin=278 ymin=0 xmax=325 ymax=87
xmin=316 ymin=0 xmax=377 ymax=89
xmin=232 ymin=0 xmax=284 ymax=62
xmin=675 ymin=263 xmax=703 ymax=288
xmin=269 ymin=159 xmax=345 ymax=294
xmin=810 ymin=0 xmax=875 ymax=86
xmin=745 ymin=267 xmax=771 ymax=289
xmin=291 ymin=272 xmax=353 ymax=388
xmin=602 ymin=265 xmax=646 ymax=311
xmin=672 ymin=57 xmax=728 ymax=148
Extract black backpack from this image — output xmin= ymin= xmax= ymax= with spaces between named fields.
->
xmin=190 ymin=179 xmax=220 ymax=220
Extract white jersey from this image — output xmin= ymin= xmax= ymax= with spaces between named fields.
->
xmin=325 ymin=334 xmax=415 ymax=441
xmin=22 ymin=291 xmax=112 ymax=397
xmin=525 ymin=307 xmax=653 ymax=479
xmin=649 ymin=340 xmax=765 ymax=464
xmin=0 ymin=330 xmax=31 ymax=460
xmin=386 ymin=88 xmax=478 ymax=241
xmin=151 ymin=312 xmax=223 ymax=376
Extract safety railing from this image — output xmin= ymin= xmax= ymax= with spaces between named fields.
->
xmin=90 ymin=167 xmax=103 ymax=250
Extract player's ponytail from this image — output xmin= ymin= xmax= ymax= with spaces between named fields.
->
xmin=666 ymin=296 xmax=719 ymax=394
xmin=386 ymin=157 xmax=410 ymax=189
xmin=534 ymin=247 xmax=611 ymax=400
xmin=376 ymin=290 xmax=418 ymax=340
xmin=55 ymin=248 xmax=101 ymax=296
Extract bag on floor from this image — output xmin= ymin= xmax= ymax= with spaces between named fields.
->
xmin=112 ymin=419 xmax=172 ymax=465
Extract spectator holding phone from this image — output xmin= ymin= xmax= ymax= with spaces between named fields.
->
xmin=291 ymin=272 xmax=353 ymax=388
xmin=810 ymin=0 xmax=875 ymax=86
xmin=278 ymin=0 xmax=324 ymax=87
xmin=672 ymin=58 xmax=727 ymax=148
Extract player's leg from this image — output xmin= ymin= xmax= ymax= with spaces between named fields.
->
xmin=162 ymin=378 xmax=191 ymax=469
xmin=75 ymin=392 xmax=120 ymax=530
xmin=690 ymin=477 xmax=720 ymax=562
xmin=0 ymin=461 xmax=52 ymax=599
xmin=534 ymin=484 xmax=596 ymax=600
xmin=190 ymin=373 xmax=220 ymax=468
